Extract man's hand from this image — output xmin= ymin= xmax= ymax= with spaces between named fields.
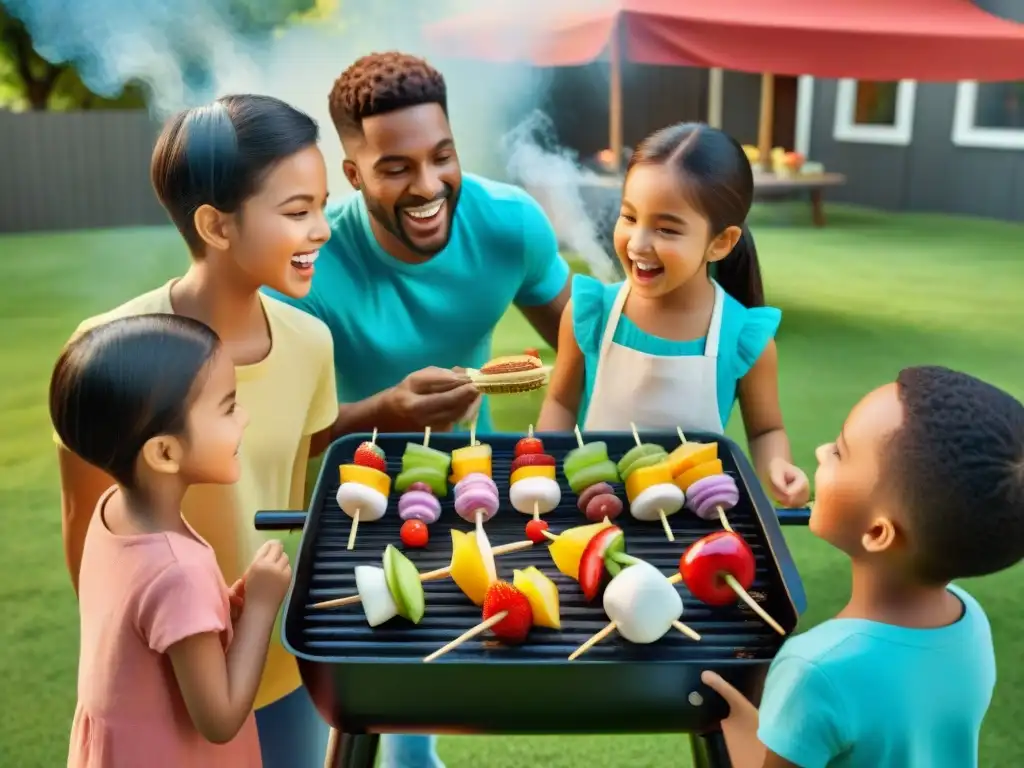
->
xmin=384 ymin=367 xmax=479 ymax=430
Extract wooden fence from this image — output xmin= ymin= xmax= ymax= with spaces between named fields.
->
xmin=0 ymin=110 xmax=167 ymax=234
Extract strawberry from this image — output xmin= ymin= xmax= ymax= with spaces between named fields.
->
xmin=353 ymin=442 xmax=386 ymax=472
xmin=514 ymin=437 xmax=544 ymax=457
xmin=510 ymin=452 xmax=556 ymax=473
xmin=482 ymin=581 xmax=533 ymax=644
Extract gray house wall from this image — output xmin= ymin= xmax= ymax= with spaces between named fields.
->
xmin=806 ymin=0 xmax=1024 ymax=222
xmin=0 ymin=110 xmax=167 ymax=233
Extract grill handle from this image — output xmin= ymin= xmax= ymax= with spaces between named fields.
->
xmin=776 ymin=506 xmax=811 ymax=525
xmin=253 ymin=511 xmax=307 ymax=530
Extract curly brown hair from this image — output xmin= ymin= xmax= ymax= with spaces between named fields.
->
xmin=328 ymin=52 xmax=447 ymax=139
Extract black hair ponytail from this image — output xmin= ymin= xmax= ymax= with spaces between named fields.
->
xmin=714 ymin=225 xmax=765 ymax=308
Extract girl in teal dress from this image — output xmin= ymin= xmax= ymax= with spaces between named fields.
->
xmin=537 ymin=123 xmax=809 ymax=507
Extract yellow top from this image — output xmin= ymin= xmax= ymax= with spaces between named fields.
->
xmin=56 ymin=280 xmax=338 ymax=709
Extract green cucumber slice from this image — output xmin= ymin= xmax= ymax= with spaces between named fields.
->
xmin=616 ymin=444 xmax=666 ymax=475
xmin=395 ymin=467 xmax=448 ymax=497
xmin=383 ymin=544 xmax=426 ymax=624
xmin=401 ymin=442 xmax=452 ymax=475
xmin=620 ymin=451 xmax=669 ymax=480
xmin=567 ymin=459 xmax=620 ymax=494
xmin=564 ymin=441 xmax=609 ymax=480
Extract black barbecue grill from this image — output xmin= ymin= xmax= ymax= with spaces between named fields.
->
xmin=254 ymin=430 xmax=808 ymax=768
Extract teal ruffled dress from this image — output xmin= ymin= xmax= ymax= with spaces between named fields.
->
xmin=571 ymin=274 xmax=782 ymax=428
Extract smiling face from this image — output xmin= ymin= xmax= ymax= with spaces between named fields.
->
xmin=179 ymin=348 xmax=249 ymax=485
xmin=812 ymin=383 xmax=906 ymax=557
xmin=228 ymin=144 xmax=331 ymax=297
xmin=613 ymin=164 xmax=739 ymax=299
xmin=342 ymin=103 xmax=461 ymax=261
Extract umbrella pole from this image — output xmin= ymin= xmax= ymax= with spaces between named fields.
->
xmin=609 ymin=23 xmax=623 ymax=173
xmin=757 ymin=72 xmax=775 ymax=173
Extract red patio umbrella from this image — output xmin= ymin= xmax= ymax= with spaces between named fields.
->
xmin=425 ymin=0 xmax=1024 ymax=169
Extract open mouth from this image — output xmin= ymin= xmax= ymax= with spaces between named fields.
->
xmin=290 ymin=250 xmax=319 ymax=273
xmin=401 ymin=198 xmax=446 ymax=234
xmin=631 ymin=258 xmax=665 ymax=283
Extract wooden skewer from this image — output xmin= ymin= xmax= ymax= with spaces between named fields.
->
xmin=676 ymin=426 xmax=687 ymax=444
xmin=424 ymin=611 xmax=507 ymax=662
xmin=724 ymin=574 xmax=786 ymax=636
xmin=673 ymin=621 xmax=702 ymax=641
xmin=629 ymin=422 xmax=674 ymax=542
xmin=469 ymin=417 xmax=477 ymax=447
xmin=717 ymin=506 xmax=733 ymax=532
xmin=313 ymin=540 xmax=535 ymax=609
xmin=573 ymin=424 xmax=584 ymax=448
xmin=569 ymin=621 xmax=617 ymax=660
xmin=528 ymin=424 xmax=534 ymax=438
xmin=371 ymin=427 xmax=379 ymax=444
xmin=423 ymin=426 xmax=431 ymax=447
xmin=533 ymin=500 xmax=540 ymax=522
xmin=346 ymin=511 xmax=360 ymax=551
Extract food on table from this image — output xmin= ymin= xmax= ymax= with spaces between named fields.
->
xmin=577 ymin=525 xmax=639 ymax=601
xmin=481 ymin=580 xmax=534 ymax=644
xmin=399 ymin=519 xmax=429 ymax=548
xmin=469 ymin=354 xmax=548 ymax=395
xmin=448 ymin=528 xmax=498 ymax=605
xmin=453 ymin=473 xmax=500 ymax=524
xmin=679 ymin=530 xmax=755 ymax=605
xmin=674 ymin=458 xmax=725 ymax=493
xmin=686 ymin=472 xmax=740 ymax=521
xmin=512 ymin=566 xmax=561 ymax=629
xmin=666 ymin=441 xmax=718 ymax=478
xmin=678 ymin=531 xmax=785 ymax=635
xmin=394 ymin=441 xmax=451 ymax=548
xmin=509 ymin=435 xmax=561 ymax=518
xmin=450 ymin=443 xmax=493 ymax=484
xmin=547 ymin=519 xmax=613 ymax=580
xmin=617 ymin=443 xmax=669 ymax=477
xmin=354 ymin=544 xmax=425 ymax=627
xmin=576 ymin=481 xmax=623 ymax=522
xmin=623 ymin=461 xmax=685 ymax=523
xmin=423 ymin=581 xmax=536 ymax=662
xmin=338 ymin=444 xmax=393 ymax=548
xmin=524 ymin=518 xmax=550 ymax=543
xmin=603 ymin=560 xmax=684 ymax=644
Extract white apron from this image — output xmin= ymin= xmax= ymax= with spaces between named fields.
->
xmin=583 ymin=280 xmax=726 ymax=433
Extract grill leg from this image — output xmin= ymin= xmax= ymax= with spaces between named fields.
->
xmin=323 ymin=730 xmax=379 ymax=768
xmin=689 ymin=730 xmax=732 ymax=768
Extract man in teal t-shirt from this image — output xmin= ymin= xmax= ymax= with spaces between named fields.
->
xmin=268 ymin=51 xmax=569 ymax=444
xmin=264 ymin=51 xmax=570 ymax=767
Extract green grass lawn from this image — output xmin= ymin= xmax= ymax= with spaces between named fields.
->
xmin=2 ymin=203 xmax=1023 ymax=767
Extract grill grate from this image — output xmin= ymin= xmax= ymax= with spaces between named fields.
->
xmin=285 ymin=432 xmax=797 ymax=665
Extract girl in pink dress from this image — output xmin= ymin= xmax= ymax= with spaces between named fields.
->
xmin=51 ymin=314 xmax=293 ymax=768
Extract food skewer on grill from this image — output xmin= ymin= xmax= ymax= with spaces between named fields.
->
xmin=670 ymin=530 xmax=786 ymax=636
xmin=509 ymin=425 xmax=561 ymax=525
xmin=666 ymin=427 xmax=736 ymax=532
xmin=393 ymin=427 xmax=452 ymax=548
xmin=312 ymin=536 xmax=535 ymax=610
xmin=424 ymin=581 xmax=534 ymax=662
xmin=561 ymin=425 xmax=623 ymax=525
xmin=568 ymin=559 xmax=701 ymax=661
xmin=337 ymin=428 xmax=391 ymax=550
xmin=351 ymin=545 xmax=425 ymax=627
xmin=621 ymin=423 xmax=684 ymax=541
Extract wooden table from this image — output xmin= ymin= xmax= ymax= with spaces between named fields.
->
xmin=753 ymin=172 xmax=847 ymax=227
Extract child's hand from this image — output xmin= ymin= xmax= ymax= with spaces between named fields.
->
xmin=227 ymin=578 xmax=245 ymax=624
xmin=244 ymin=540 xmax=292 ymax=613
xmin=701 ymin=671 xmax=765 ymax=767
xmin=768 ymin=458 xmax=810 ymax=507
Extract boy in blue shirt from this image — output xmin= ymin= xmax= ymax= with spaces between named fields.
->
xmin=703 ymin=365 xmax=1024 ymax=767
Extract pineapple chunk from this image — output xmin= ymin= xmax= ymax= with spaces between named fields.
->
xmin=513 ymin=566 xmax=561 ymax=629
xmin=624 ymin=462 xmax=673 ymax=503
xmin=510 ymin=465 xmax=557 ymax=485
xmin=674 ymin=459 xmax=725 ymax=492
xmin=667 ymin=442 xmax=718 ymax=478
xmin=548 ymin=520 xmax=612 ymax=580
xmin=448 ymin=529 xmax=494 ymax=605
xmin=338 ymin=464 xmax=391 ymax=496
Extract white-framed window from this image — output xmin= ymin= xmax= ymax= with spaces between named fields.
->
xmin=952 ymin=81 xmax=1024 ymax=150
xmin=833 ymin=79 xmax=917 ymax=145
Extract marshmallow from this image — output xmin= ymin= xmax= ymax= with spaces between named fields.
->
xmin=603 ymin=560 xmax=683 ymax=644
xmin=355 ymin=565 xmax=399 ymax=627
xmin=629 ymin=483 xmax=685 ymax=522
xmin=510 ymin=476 xmax=562 ymax=515
xmin=337 ymin=482 xmax=388 ymax=522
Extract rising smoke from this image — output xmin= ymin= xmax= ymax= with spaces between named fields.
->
xmin=2 ymin=0 xmax=620 ymax=278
